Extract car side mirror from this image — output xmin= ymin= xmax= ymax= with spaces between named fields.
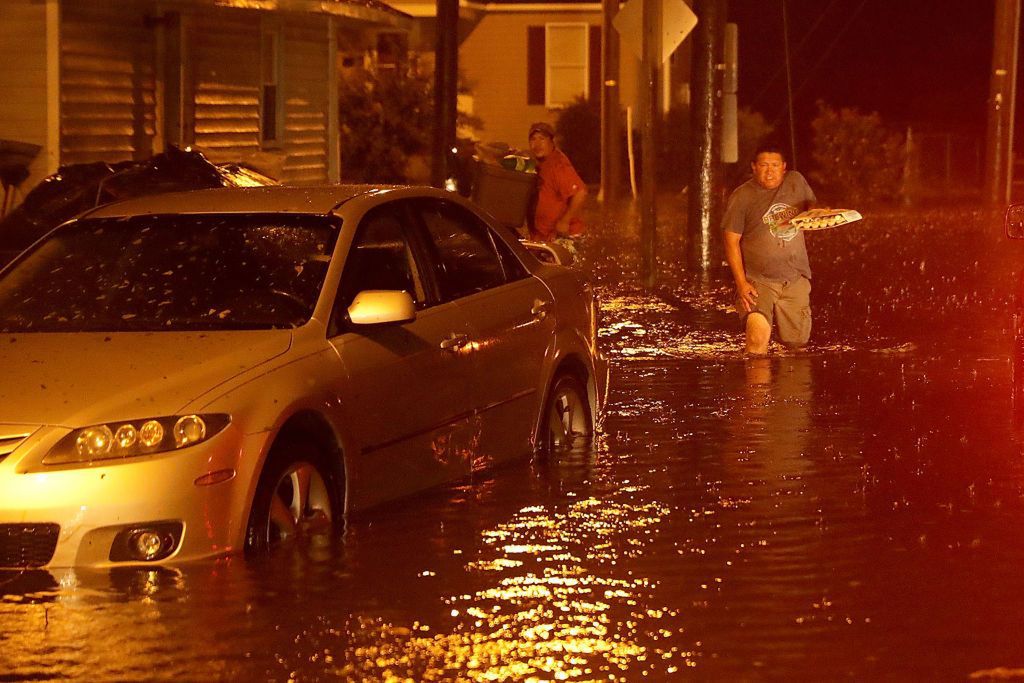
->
xmin=1006 ymin=204 xmax=1024 ymax=239
xmin=347 ymin=290 xmax=416 ymax=326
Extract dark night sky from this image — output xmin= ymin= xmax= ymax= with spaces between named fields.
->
xmin=727 ymin=0 xmax=1000 ymax=139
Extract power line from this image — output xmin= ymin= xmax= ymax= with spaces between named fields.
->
xmin=782 ymin=0 xmax=798 ymax=167
xmin=746 ymin=0 xmax=843 ymax=111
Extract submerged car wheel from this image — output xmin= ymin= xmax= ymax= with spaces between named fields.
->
xmin=541 ymin=374 xmax=593 ymax=453
xmin=245 ymin=440 xmax=338 ymax=556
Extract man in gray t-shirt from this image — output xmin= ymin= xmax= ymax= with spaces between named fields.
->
xmin=723 ymin=144 xmax=816 ymax=355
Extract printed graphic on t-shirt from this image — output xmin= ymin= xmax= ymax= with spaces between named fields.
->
xmin=763 ymin=202 xmax=800 ymax=242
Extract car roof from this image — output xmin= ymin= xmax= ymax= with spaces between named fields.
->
xmin=83 ymin=185 xmax=423 ymax=218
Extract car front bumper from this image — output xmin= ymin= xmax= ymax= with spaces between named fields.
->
xmin=0 ymin=426 xmax=268 ymax=568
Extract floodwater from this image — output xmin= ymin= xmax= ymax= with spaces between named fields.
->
xmin=5 ymin=202 xmax=1024 ymax=681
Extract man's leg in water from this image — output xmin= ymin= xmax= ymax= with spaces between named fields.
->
xmin=745 ymin=312 xmax=771 ymax=355
xmin=774 ymin=277 xmax=812 ymax=350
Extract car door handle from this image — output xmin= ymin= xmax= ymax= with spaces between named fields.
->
xmin=531 ymin=299 xmax=550 ymax=321
xmin=439 ymin=332 xmax=469 ymax=352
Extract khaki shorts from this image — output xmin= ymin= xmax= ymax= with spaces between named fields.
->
xmin=739 ymin=277 xmax=812 ymax=346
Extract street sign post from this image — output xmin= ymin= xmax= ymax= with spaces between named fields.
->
xmin=613 ymin=0 xmax=698 ymax=64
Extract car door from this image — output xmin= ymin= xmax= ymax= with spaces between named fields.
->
xmin=410 ymin=198 xmax=555 ymax=469
xmin=326 ymin=201 xmax=480 ymax=509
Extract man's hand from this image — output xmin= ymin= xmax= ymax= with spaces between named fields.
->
xmin=734 ymin=278 xmax=758 ymax=313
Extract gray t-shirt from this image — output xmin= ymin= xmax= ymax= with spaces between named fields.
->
xmin=722 ymin=171 xmax=816 ymax=283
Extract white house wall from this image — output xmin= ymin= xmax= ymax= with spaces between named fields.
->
xmin=282 ymin=20 xmax=332 ymax=184
xmin=60 ymin=1 xmax=157 ymax=165
xmin=460 ymin=9 xmax=639 ymax=150
xmin=190 ymin=11 xmax=263 ymax=160
xmin=0 ymin=0 xmax=55 ymax=197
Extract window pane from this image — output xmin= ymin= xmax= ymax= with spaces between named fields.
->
xmin=418 ymin=201 xmax=505 ymax=300
xmin=546 ymin=24 xmax=588 ymax=106
xmin=261 ymin=85 xmax=277 ymax=143
xmin=547 ymin=25 xmax=587 ymax=64
xmin=548 ymin=66 xmax=587 ymax=106
xmin=492 ymin=231 xmax=529 ymax=282
xmin=261 ymin=33 xmax=277 ymax=84
xmin=0 ymin=215 xmax=338 ymax=332
xmin=337 ymin=207 xmax=422 ymax=316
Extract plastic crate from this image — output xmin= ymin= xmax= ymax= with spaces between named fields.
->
xmin=471 ymin=160 xmax=537 ymax=229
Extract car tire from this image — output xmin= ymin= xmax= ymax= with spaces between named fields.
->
xmin=244 ymin=438 xmax=340 ymax=556
xmin=539 ymin=373 xmax=593 ymax=454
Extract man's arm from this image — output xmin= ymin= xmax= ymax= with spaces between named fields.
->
xmin=724 ymin=230 xmax=757 ymax=312
xmin=555 ymin=186 xmax=587 ymax=234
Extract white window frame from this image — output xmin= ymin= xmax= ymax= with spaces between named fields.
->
xmin=544 ymin=22 xmax=589 ymax=109
xmin=260 ymin=23 xmax=283 ymax=146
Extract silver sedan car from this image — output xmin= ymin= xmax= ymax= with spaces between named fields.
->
xmin=0 ymin=186 xmax=606 ymax=568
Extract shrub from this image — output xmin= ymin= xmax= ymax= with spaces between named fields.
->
xmin=555 ymin=97 xmax=602 ymax=184
xmin=338 ymin=65 xmax=480 ymax=183
xmin=721 ymin=107 xmax=777 ymax=188
xmin=657 ymin=106 xmax=690 ymax=187
xmin=809 ymin=101 xmax=905 ymax=204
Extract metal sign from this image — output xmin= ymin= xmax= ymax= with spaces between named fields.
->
xmin=613 ymin=0 xmax=698 ymax=64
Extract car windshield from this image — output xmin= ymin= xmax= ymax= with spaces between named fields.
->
xmin=0 ymin=214 xmax=338 ymax=332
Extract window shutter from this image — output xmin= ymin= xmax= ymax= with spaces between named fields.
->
xmin=527 ymin=26 xmax=545 ymax=105
xmin=589 ymin=25 xmax=601 ymax=103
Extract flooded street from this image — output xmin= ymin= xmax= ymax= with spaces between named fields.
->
xmin=5 ymin=202 xmax=1024 ymax=681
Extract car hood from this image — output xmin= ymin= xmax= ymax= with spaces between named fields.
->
xmin=0 ymin=330 xmax=293 ymax=427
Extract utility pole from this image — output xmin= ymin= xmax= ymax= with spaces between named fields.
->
xmin=601 ymin=0 xmax=622 ymax=205
xmin=687 ymin=0 xmax=725 ymax=275
xmin=639 ymin=0 xmax=660 ymax=287
xmin=781 ymin=0 xmax=798 ymax=169
xmin=984 ymin=0 xmax=1021 ymax=205
xmin=432 ymin=0 xmax=459 ymax=188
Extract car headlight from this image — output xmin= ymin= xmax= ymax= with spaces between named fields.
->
xmin=44 ymin=414 xmax=230 ymax=465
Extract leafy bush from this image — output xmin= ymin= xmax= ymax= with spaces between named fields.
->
xmin=339 ymin=68 xmax=431 ymax=182
xmin=656 ymin=106 xmax=690 ymax=186
xmin=554 ymin=97 xmax=693 ymax=188
xmin=555 ymin=97 xmax=602 ymax=184
xmin=809 ymin=101 xmax=905 ymax=204
xmin=338 ymin=65 xmax=480 ymax=183
xmin=725 ymin=107 xmax=776 ymax=188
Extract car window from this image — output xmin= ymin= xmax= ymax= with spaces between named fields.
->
xmin=415 ymin=199 xmax=507 ymax=301
xmin=0 ymin=214 xmax=337 ymax=332
xmin=331 ymin=204 xmax=425 ymax=333
xmin=491 ymin=228 xmax=530 ymax=281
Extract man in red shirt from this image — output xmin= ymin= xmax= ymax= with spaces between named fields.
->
xmin=527 ymin=122 xmax=587 ymax=242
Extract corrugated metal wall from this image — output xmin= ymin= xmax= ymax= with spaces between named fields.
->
xmin=190 ymin=12 xmax=262 ymax=162
xmin=282 ymin=21 xmax=330 ymax=184
xmin=60 ymin=2 xmax=156 ymax=165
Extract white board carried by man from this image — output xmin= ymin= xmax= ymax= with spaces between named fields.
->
xmin=783 ymin=207 xmax=863 ymax=231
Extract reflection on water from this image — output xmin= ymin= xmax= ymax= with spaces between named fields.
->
xmin=7 ymin=206 xmax=1024 ymax=679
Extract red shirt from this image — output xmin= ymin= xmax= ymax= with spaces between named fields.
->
xmin=532 ymin=149 xmax=585 ymax=241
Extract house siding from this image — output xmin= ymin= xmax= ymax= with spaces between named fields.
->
xmin=281 ymin=20 xmax=331 ymax=184
xmin=0 ymin=1 xmax=53 ymax=194
xmin=0 ymin=0 xmax=384 ymax=205
xmin=190 ymin=11 xmax=262 ymax=159
xmin=60 ymin=1 xmax=156 ymax=164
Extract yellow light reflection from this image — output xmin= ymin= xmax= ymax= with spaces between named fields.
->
xmin=335 ymin=490 xmax=690 ymax=679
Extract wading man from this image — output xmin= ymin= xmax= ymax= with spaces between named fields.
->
xmin=723 ymin=144 xmax=817 ymax=355
xmin=527 ymin=122 xmax=587 ymax=243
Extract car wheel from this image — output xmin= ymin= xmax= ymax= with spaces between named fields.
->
xmin=245 ymin=439 xmax=338 ymax=556
xmin=540 ymin=374 xmax=592 ymax=453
